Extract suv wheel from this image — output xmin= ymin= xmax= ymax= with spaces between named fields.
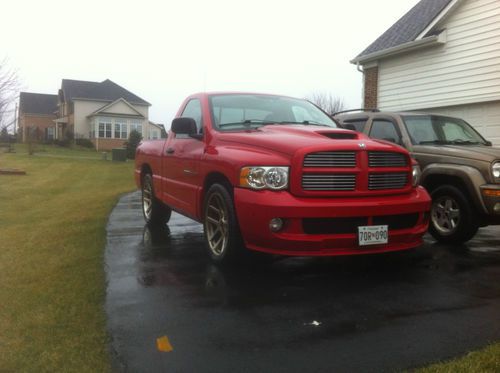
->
xmin=429 ymin=185 xmax=478 ymax=244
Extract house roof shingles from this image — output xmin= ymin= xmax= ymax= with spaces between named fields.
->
xmin=61 ymin=79 xmax=150 ymax=105
xmin=356 ymin=0 xmax=453 ymax=59
xmin=19 ymin=92 xmax=58 ymax=115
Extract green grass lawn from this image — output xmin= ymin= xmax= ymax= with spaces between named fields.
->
xmin=0 ymin=144 xmax=498 ymax=372
xmin=0 ymin=144 xmax=136 ymax=371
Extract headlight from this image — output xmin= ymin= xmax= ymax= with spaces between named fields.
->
xmin=493 ymin=162 xmax=500 ymax=180
xmin=240 ymin=166 xmax=289 ymax=190
xmin=412 ymin=164 xmax=421 ymax=187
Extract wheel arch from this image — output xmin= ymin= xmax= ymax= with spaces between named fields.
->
xmin=421 ymin=164 xmax=487 ymax=214
xmin=140 ymin=163 xmax=153 ymax=185
xmin=200 ymin=172 xmax=234 ymax=217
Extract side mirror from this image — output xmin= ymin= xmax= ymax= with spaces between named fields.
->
xmin=171 ymin=117 xmax=197 ymax=135
xmin=485 ymin=140 xmax=492 ymax=146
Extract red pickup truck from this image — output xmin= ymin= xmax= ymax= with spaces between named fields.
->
xmin=135 ymin=93 xmax=431 ymax=264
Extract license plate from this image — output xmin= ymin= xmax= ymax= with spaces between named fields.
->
xmin=358 ymin=225 xmax=388 ymax=246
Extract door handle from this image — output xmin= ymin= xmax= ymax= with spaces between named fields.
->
xmin=166 ymin=148 xmax=175 ymax=154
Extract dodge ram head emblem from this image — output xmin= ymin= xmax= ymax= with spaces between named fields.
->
xmin=359 ymin=143 xmax=366 ymax=149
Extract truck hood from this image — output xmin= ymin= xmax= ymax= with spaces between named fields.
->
xmin=412 ymin=144 xmax=500 ymax=162
xmin=217 ymin=125 xmax=400 ymax=155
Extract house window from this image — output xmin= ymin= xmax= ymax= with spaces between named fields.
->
xmin=114 ymin=121 xmax=127 ymax=139
xmin=47 ymin=127 xmax=55 ymax=140
xmin=130 ymin=121 xmax=143 ymax=136
xmin=98 ymin=118 xmax=112 ymax=138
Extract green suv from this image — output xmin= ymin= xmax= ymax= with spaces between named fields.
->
xmin=334 ymin=111 xmax=500 ymax=244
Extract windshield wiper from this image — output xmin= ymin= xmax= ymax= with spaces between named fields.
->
xmin=218 ymin=119 xmax=274 ymax=128
xmin=418 ymin=140 xmax=452 ymax=145
xmin=270 ymin=121 xmax=331 ymax=127
xmin=219 ymin=119 xmax=332 ymax=128
xmin=449 ymin=139 xmax=481 ymax=145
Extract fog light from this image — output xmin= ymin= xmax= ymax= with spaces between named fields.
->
xmin=269 ymin=218 xmax=284 ymax=232
xmin=494 ymin=203 xmax=500 ymax=213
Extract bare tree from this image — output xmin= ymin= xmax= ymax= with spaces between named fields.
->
xmin=305 ymin=92 xmax=346 ymax=115
xmin=0 ymin=58 xmax=20 ymax=131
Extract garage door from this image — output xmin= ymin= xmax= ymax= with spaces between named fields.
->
xmin=419 ymin=101 xmax=500 ymax=146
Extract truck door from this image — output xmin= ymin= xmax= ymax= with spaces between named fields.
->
xmin=162 ymin=98 xmax=205 ymax=218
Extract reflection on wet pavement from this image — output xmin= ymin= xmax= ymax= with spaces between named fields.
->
xmin=106 ymin=192 xmax=500 ymax=372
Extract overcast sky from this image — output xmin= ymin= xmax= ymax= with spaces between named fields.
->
xmin=1 ymin=0 xmax=420 ymax=127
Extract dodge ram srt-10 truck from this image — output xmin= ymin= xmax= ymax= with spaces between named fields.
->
xmin=135 ymin=93 xmax=431 ymax=264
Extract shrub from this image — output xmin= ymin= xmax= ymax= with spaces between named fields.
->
xmin=0 ymin=127 xmax=9 ymax=142
xmin=75 ymin=138 xmax=95 ymax=148
xmin=125 ymin=130 xmax=142 ymax=159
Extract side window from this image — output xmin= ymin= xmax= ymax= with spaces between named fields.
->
xmin=181 ymin=99 xmax=202 ymax=133
xmin=369 ymin=120 xmax=402 ymax=145
xmin=442 ymin=121 xmax=476 ymax=141
xmin=343 ymin=119 xmax=368 ymax=132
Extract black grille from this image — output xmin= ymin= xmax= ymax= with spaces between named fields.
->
xmin=304 ymin=151 xmax=356 ymax=168
xmin=303 ymin=217 xmax=368 ymax=234
xmin=369 ymin=152 xmax=407 ymax=167
xmin=302 ymin=174 xmax=356 ymax=191
xmin=373 ymin=213 xmax=419 ymax=230
xmin=302 ymin=213 xmax=419 ymax=235
xmin=369 ymin=173 xmax=408 ymax=190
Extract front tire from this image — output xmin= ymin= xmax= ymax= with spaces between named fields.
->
xmin=429 ymin=185 xmax=478 ymax=244
xmin=142 ymin=173 xmax=172 ymax=225
xmin=203 ymin=183 xmax=245 ymax=265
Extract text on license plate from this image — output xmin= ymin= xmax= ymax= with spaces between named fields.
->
xmin=358 ymin=225 xmax=388 ymax=246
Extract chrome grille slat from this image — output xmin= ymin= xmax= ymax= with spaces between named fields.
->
xmin=369 ymin=173 xmax=408 ymax=190
xmin=304 ymin=151 xmax=356 ymax=167
xmin=302 ymin=174 xmax=356 ymax=191
xmin=369 ymin=152 xmax=407 ymax=167
xmin=301 ymin=151 xmax=410 ymax=193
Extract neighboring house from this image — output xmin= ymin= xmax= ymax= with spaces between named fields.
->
xmin=57 ymin=79 xmax=153 ymax=150
xmin=19 ymin=92 xmax=58 ymax=142
xmin=20 ymin=79 xmax=159 ymax=150
xmin=352 ymin=0 xmax=500 ymax=145
xmin=148 ymin=121 xmax=165 ymax=140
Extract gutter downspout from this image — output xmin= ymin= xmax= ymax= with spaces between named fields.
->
xmin=356 ymin=62 xmax=363 ymax=73
xmin=356 ymin=62 xmax=365 ymax=107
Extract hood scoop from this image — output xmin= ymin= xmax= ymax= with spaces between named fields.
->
xmin=319 ymin=131 xmax=358 ymax=140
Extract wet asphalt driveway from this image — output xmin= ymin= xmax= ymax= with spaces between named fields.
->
xmin=105 ymin=191 xmax=500 ymax=372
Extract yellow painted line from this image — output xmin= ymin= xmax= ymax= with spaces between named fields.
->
xmin=156 ymin=336 xmax=173 ymax=352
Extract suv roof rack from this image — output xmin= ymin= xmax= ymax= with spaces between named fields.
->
xmin=332 ymin=108 xmax=380 ymax=116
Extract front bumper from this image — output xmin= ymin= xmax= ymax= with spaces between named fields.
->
xmin=480 ymin=184 xmax=500 ymax=223
xmin=234 ymin=186 xmax=431 ymax=256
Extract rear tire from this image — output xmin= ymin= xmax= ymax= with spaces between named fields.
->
xmin=203 ymin=183 xmax=245 ymax=265
xmin=142 ymin=173 xmax=172 ymax=225
xmin=429 ymin=185 xmax=478 ymax=244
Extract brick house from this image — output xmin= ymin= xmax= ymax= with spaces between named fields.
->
xmin=20 ymin=79 xmax=162 ymax=150
xmin=352 ymin=0 xmax=500 ymax=145
xmin=19 ymin=92 xmax=58 ymax=142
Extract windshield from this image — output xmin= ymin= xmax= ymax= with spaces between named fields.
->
xmin=403 ymin=115 xmax=488 ymax=145
xmin=209 ymin=94 xmax=338 ymax=130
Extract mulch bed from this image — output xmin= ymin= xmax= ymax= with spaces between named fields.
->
xmin=0 ymin=168 xmax=26 ymax=175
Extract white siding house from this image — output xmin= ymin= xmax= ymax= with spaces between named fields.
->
xmin=56 ymin=79 xmax=158 ymax=150
xmin=352 ymin=0 xmax=500 ymax=145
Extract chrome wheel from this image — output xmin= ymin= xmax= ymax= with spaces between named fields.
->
xmin=205 ymin=192 xmax=229 ymax=257
xmin=142 ymin=175 xmax=153 ymax=221
xmin=431 ymin=196 xmax=460 ymax=235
